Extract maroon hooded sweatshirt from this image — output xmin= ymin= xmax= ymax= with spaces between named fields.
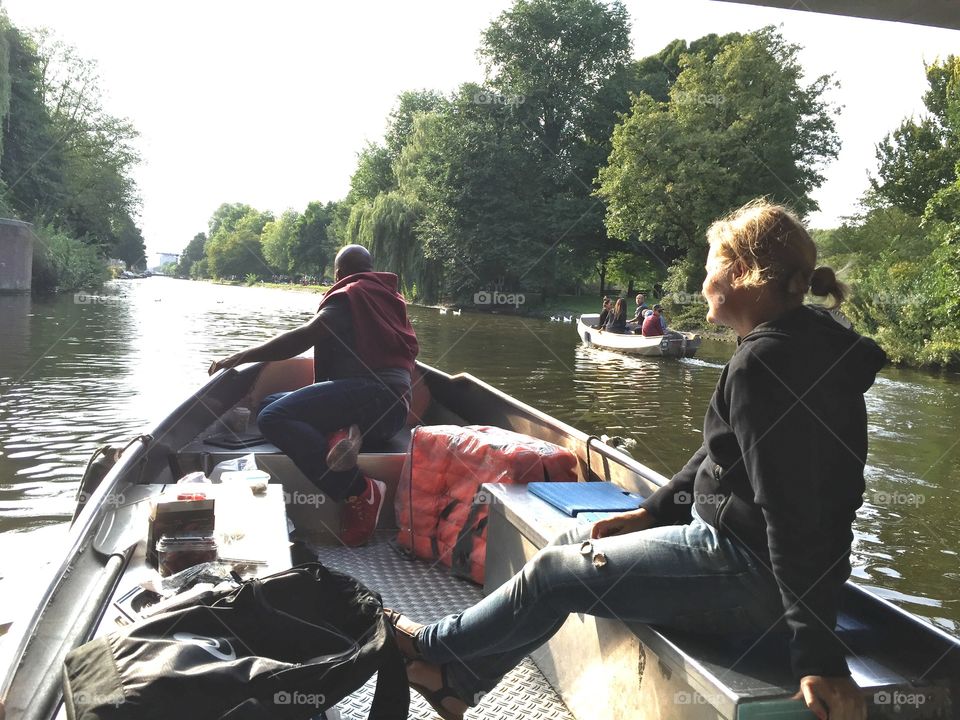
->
xmin=316 ymin=272 xmax=419 ymax=381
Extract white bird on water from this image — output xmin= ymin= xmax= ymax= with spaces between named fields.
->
xmin=562 ymin=315 xmax=573 ymax=323
xmin=439 ymin=307 xmax=447 ymax=315
xmin=452 ymin=308 xmax=462 ymax=316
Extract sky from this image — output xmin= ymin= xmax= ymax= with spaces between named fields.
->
xmin=1 ymin=0 xmax=958 ymax=263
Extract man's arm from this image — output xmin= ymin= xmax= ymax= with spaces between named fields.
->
xmin=208 ymin=313 xmax=332 ymax=375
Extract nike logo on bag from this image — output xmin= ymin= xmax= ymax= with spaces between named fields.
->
xmin=172 ymin=632 xmax=237 ymax=661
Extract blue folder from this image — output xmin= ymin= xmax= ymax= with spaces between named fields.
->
xmin=527 ymin=482 xmax=643 ymax=517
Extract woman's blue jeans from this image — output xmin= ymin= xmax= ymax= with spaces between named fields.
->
xmin=256 ymin=378 xmax=407 ymax=501
xmin=418 ymin=509 xmax=785 ymax=704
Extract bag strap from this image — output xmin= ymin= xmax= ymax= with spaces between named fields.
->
xmin=366 ymin=615 xmax=410 ymax=720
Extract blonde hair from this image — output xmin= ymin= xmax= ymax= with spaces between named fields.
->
xmin=706 ymin=199 xmax=846 ymax=308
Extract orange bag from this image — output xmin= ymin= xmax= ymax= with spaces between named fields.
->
xmin=395 ymin=425 xmax=578 ymax=584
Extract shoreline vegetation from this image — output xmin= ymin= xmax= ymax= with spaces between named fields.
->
xmin=5 ymin=2 xmax=958 ymax=370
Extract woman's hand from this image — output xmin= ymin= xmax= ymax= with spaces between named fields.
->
xmin=795 ymin=675 xmax=866 ymax=720
xmin=208 ymin=351 xmax=247 ymax=376
xmin=591 ymin=508 xmax=655 ymax=539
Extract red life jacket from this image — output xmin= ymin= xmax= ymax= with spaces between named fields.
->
xmin=318 ymin=272 xmax=419 ymax=375
xmin=395 ymin=425 xmax=578 ymax=584
xmin=642 ymin=312 xmax=664 ymax=336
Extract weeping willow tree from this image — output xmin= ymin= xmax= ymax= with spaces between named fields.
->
xmin=346 ymin=189 xmax=440 ymax=302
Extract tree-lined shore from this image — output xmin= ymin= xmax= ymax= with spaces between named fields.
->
xmin=0 ymin=14 xmax=146 ymax=292
xmin=3 ymin=1 xmax=956 ymax=369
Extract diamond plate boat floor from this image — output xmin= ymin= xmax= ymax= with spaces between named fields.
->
xmin=309 ymin=531 xmax=574 ymax=720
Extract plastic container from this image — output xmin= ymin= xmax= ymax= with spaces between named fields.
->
xmin=156 ymin=534 xmax=218 ymax=577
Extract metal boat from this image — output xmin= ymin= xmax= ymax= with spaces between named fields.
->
xmin=1 ymin=357 xmax=957 ymax=720
xmin=577 ymin=314 xmax=702 ymax=357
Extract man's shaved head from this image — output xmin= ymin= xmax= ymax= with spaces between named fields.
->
xmin=334 ymin=245 xmax=373 ymax=280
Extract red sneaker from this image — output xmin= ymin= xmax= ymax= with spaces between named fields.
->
xmin=326 ymin=424 xmax=362 ymax=471
xmin=340 ymin=476 xmax=386 ymax=547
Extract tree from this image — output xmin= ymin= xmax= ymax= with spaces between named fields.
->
xmin=295 ymin=200 xmax=338 ymax=279
xmin=0 ymin=21 xmax=65 ymax=219
xmin=873 ymin=57 xmax=960 ymax=217
xmin=480 ymin=0 xmax=631 ymax=164
xmin=176 ymin=232 xmax=207 ymax=277
xmin=261 ymin=209 xmax=301 ymax=274
xmin=597 ymin=27 xmax=840 ymax=292
xmin=204 ymin=205 xmax=274 ymax=279
xmin=34 ymin=31 xmax=142 ymax=258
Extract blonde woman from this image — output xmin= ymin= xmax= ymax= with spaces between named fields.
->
xmin=390 ymin=201 xmax=881 ymax=720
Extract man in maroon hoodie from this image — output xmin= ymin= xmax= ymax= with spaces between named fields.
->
xmin=209 ymin=245 xmax=419 ymax=546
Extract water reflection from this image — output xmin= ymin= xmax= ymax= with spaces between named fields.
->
xmin=0 ymin=279 xmax=957 ymax=636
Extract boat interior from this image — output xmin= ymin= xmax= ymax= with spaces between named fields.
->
xmin=2 ymin=358 xmax=959 ymax=720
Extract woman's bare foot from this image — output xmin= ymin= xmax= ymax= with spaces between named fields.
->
xmin=407 ymin=660 xmax=469 ymax=720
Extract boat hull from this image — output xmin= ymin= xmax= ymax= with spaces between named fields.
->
xmin=577 ymin=314 xmax=701 ymax=357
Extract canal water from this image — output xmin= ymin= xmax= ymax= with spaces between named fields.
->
xmin=0 ymin=278 xmax=957 ymax=636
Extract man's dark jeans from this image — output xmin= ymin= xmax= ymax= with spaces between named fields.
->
xmin=256 ymin=377 xmax=407 ymax=501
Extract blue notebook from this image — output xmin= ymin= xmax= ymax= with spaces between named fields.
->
xmin=527 ymin=482 xmax=643 ymax=517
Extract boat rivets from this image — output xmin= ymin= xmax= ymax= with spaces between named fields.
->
xmin=580 ymin=540 xmax=593 ymax=555
xmin=593 ymin=552 xmax=608 ymax=568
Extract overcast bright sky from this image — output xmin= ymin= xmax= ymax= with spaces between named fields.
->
xmin=2 ymin=0 xmax=957 ymax=262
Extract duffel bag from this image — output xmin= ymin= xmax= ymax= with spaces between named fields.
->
xmin=62 ymin=562 xmax=408 ymax=720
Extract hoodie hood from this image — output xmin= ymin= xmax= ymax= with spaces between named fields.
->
xmin=741 ymin=304 xmax=887 ymax=394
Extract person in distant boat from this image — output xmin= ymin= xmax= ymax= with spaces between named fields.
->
xmin=386 ymin=200 xmax=878 ymax=720
xmin=208 ymin=245 xmax=418 ymax=547
xmin=641 ymin=304 xmax=668 ymax=337
xmin=593 ymin=296 xmax=612 ymax=329
xmin=603 ymin=297 xmax=628 ymax=333
xmin=629 ymin=292 xmax=649 ymax=325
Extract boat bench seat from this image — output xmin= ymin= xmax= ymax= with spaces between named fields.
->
xmin=484 ymin=483 xmax=954 ymax=720
xmin=174 ymin=359 xmax=461 ymax=543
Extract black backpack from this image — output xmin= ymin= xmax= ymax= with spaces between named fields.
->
xmin=62 ymin=563 xmax=409 ymax=719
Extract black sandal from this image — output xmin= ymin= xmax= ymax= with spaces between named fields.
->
xmin=383 ymin=608 xmax=423 ymax=661
xmin=408 ymin=662 xmax=466 ymax=720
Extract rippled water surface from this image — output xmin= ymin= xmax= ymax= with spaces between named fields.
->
xmin=1 ymin=278 xmax=958 ymax=635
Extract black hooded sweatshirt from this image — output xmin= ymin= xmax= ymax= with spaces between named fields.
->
xmin=641 ymin=304 xmax=887 ymax=679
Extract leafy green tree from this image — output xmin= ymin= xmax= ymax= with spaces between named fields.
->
xmin=295 ymin=200 xmax=338 ymax=279
xmin=261 ymin=209 xmax=301 ymax=274
xmin=176 ymin=232 xmax=207 ymax=277
xmin=598 ymin=27 xmax=840 ymax=294
xmin=205 ymin=205 xmax=274 ymax=279
xmin=873 ymin=57 xmax=960 ymax=216
xmin=385 ymin=90 xmax=447 ymax=160
xmin=480 ymin=0 xmax=631 ymax=163
xmin=0 ymin=22 xmax=65 ymax=219
xmin=35 ymin=31 xmax=142 ymax=260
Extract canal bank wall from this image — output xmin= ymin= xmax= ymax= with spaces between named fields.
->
xmin=0 ymin=219 xmax=33 ymax=293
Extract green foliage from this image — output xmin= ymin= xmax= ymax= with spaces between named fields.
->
xmin=204 ymin=204 xmax=273 ymax=279
xmin=176 ymin=232 xmax=207 ymax=277
xmin=873 ymin=57 xmax=960 ymax=216
xmin=244 ymin=273 xmax=259 ymax=286
xmin=598 ymin=27 xmax=840 ymax=282
xmin=30 ymin=223 xmax=109 ymax=293
xmin=0 ymin=18 xmax=145 ymax=288
xmin=261 ymin=209 xmax=301 ymax=274
xmin=295 ymin=200 xmax=339 ymax=278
